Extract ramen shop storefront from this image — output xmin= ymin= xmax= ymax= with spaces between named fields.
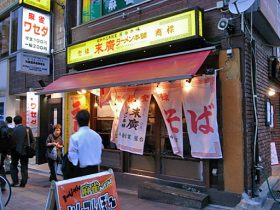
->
xmin=40 ymin=48 xmax=224 ymax=187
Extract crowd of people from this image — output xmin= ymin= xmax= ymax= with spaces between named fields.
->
xmin=0 ymin=110 xmax=103 ymax=190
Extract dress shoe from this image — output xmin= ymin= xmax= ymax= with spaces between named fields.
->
xmin=11 ymin=183 xmax=19 ymax=187
xmin=19 ymin=183 xmax=26 ymax=188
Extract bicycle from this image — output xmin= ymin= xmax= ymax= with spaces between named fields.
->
xmin=0 ymin=174 xmax=12 ymax=207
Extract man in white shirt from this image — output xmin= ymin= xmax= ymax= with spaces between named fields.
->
xmin=68 ymin=110 xmax=103 ymax=177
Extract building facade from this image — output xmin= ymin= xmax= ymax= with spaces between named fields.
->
xmin=11 ymin=0 xmax=280 ymax=207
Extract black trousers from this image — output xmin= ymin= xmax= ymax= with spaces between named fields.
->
xmin=0 ymin=154 xmax=6 ymax=189
xmin=10 ymin=150 xmax=29 ymax=185
xmin=75 ymin=165 xmax=99 ymax=178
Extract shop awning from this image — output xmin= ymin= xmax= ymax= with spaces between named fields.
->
xmin=40 ymin=49 xmax=211 ymax=94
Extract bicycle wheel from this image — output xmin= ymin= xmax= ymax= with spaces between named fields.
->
xmin=0 ymin=175 xmax=12 ymax=207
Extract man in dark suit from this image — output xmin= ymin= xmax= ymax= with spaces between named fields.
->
xmin=10 ymin=115 xmax=34 ymax=187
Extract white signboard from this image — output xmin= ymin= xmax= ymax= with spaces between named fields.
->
xmin=271 ymin=142 xmax=279 ymax=165
xmin=26 ymin=91 xmax=39 ymax=137
xmin=16 ymin=52 xmax=50 ymax=75
xmin=18 ymin=7 xmax=50 ymax=54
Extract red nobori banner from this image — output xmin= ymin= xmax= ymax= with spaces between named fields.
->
xmin=55 ymin=171 xmax=120 ymax=210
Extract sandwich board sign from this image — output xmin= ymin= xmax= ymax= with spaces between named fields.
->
xmin=45 ymin=169 xmax=120 ymax=210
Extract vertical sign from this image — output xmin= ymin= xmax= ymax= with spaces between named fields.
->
xmin=67 ymin=93 xmax=90 ymax=136
xmin=18 ymin=7 xmax=50 ymax=54
xmin=26 ymin=91 xmax=39 ymax=137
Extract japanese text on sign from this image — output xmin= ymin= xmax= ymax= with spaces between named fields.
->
xmin=68 ymin=9 xmax=202 ymax=64
xmin=20 ymin=7 xmax=50 ymax=54
xmin=55 ymin=171 xmax=120 ymax=210
xmin=26 ymin=92 xmax=39 ymax=137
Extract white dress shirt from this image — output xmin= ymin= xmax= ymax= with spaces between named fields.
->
xmin=68 ymin=126 xmax=103 ymax=168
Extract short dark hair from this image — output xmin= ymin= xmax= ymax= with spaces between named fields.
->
xmin=13 ymin=115 xmax=22 ymax=125
xmin=5 ymin=116 xmax=12 ymax=123
xmin=76 ymin=110 xmax=90 ymax=127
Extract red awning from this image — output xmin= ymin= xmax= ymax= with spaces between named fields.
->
xmin=40 ymin=50 xmax=211 ymax=94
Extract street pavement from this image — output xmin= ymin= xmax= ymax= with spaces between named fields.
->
xmin=2 ymin=168 xmax=234 ymax=210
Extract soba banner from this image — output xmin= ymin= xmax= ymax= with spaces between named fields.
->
xmin=117 ymin=86 xmax=152 ymax=155
xmin=153 ymin=82 xmax=184 ymax=157
xmin=182 ymin=74 xmax=222 ymax=159
xmin=109 ymin=87 xmax=136 ymax=143
xmin=45 ymin=170 xmax=120 ymax=210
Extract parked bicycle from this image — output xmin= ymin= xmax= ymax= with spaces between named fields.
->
xmin=0 ymin=175 xmax=11 ymax=207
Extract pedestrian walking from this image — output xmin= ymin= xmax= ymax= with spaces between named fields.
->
xmin=46 ymin=124 xmax=63 ymax=182
xmin=10 ymin=115 xmax=35 ymax=187
xmin=0 ymin=120 xmax=14 ymax=191
xmin=67 ymin=110 xmax=103 ymax=178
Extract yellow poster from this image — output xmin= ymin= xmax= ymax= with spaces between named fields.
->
xmin=21 ymin=0 xmax=51 ymax=12
xmin=64 ymin=92 xmax=90 ymax=153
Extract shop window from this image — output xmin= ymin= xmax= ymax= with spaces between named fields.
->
xmin=81 ymin=0 xmax=146 ymax=24
xmin=10 ymin=9 xmax=19 ymax=53
xmin=94 ymin=95 xmax=156 ymax=151
xmin=0 ymin=16 xmax=10 ymax=58
xmin=161 ymin=111 xmax=191 ymax=158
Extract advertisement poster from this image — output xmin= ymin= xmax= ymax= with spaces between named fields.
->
xmin=182 ymin=75 xmax=222 ymax=159
xmin=45 ymin=170 xmax=120 ymax=210
xmin=64 ymin=93 xmax=90 ymax=152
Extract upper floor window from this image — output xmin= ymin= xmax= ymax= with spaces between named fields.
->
xmin=0 ymin=16 xmax=10 ymax=58
xmin=82 ymin=0 xmax=146 ymax=24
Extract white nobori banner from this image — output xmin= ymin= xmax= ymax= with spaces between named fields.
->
xmin=153 ymin=82 xmax=183 ymax=157
xmin=182 ymin=74 xmax=222 ymax=159
xmin=117 ymin=86 xmax=152 ymax=155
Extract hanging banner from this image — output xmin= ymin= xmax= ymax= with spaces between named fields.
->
xmin=182 ymin=75 xmax=222 ymax=159
xmin=109 ymin=87 xmax=136 ymax=144
xmin=67 ymin=93 xmax=90 ymax=135
xmin=117 ymin=86 xmax=152 ymax=155
xmin=153 ymin=82 xmax=184 ymax=157
xmin=26 ymin=91 xmax=39 ymax=137
xmin=45 ymin=170 xmax=120 ymax=210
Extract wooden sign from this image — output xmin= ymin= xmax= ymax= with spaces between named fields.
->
xmin=45 ymin=169 xmax=120 ymax=210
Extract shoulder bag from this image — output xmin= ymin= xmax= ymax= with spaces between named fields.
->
xmin=25 ymin=128 xmax=36 ymax=158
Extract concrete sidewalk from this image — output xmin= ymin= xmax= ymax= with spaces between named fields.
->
xmin=3 ymin=169 xmax=235 ymax=210
xmin=2 ymin=161 xmax=280 ymax=209
xmin=4 ymin=160 xmax=280 ymax=210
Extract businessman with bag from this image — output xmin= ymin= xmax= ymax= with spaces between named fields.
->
xmin=10 ymin=115 xmax=35 ymax=188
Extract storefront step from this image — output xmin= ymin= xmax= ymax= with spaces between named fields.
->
xmin=138 ymin=181 xmax=209 ymax=209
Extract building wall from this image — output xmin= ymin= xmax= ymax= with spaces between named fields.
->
xmin=243 ymin=30 xmax=273 ymax=193
xmin=271 ymin=93 xmax=280 ymax=154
